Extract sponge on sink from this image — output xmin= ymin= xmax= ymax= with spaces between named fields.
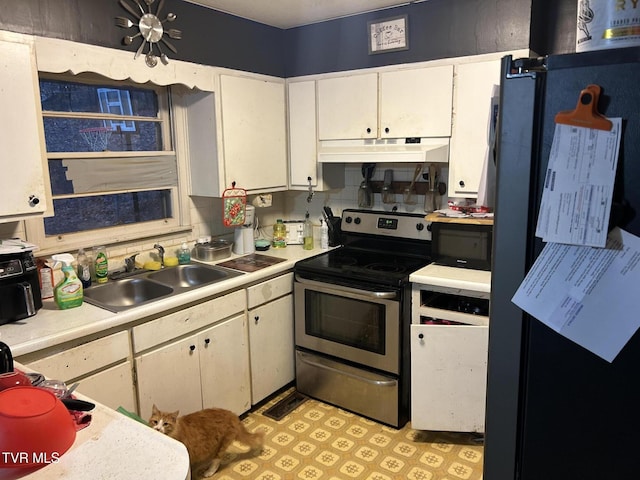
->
xmin=143 ymin=260 xmax=162 ymax=271
xmin=164 ymin=256 xmax=179 ymax=267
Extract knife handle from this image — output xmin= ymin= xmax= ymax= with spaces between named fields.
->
xmin=61 ymin=398 xmax=95 ymax=412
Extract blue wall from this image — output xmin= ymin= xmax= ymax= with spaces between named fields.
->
xmin=284 ymin=0 xmax=533 ymax=77
xmin=0 ymin=0 xmax=577 ymax=78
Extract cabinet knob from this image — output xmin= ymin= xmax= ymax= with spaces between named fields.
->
xmin=418 ymin=333 xmax=424 ymax=340
xmin=384 ymin=127 xmax=390 ymax=134
xmin=28 ymin=195 xmax=40 ymax=207
xmin=459 ymin=180 xmax=465 ymax=187
xmin=366 ymin=127 xmax=371 ymax=134
xmin=189 ymin=344 xmax=196 ymax=352
xmin=204 ymin=338 xmax=210 ymax=346
xmin=254 ymin=315 xmax=260 ymax=324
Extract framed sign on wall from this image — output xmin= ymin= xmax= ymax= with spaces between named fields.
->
xmin=368 ymin=15 xmax=409 ymax=54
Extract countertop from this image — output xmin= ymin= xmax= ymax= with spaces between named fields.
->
xmin=0 ymin=365 xmax=190 ymax=480
xmin=410 ymin=263 xmax=492 ymax=293
xmin=0 ymin=245 xmax=325 ymax=357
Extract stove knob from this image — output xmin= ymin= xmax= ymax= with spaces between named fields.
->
xmin=345 ymin=216 xmax=353 ymax=224
xmin=427 ymin=223 xmax=432 ymax=232
xmin=354 ymin=217 xmax=361 ymax=225
xmin=416 ymin=223 xmax=424 ymax=231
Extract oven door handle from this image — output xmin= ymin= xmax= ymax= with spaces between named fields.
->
xmin=295 ymin=274 xmax=398 ymax=300
xmin=297 ymin=352 xmax=397 ymax=387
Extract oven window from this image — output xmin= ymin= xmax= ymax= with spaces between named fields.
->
xmin=304 ymin=291 xmax=386 ymax=354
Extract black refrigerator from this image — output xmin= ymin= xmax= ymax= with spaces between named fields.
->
xmin=484 ymin=47 xmax=640 ymax=480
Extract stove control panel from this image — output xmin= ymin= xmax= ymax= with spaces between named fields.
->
xmin=342 ymin=209 xmax=431 ymax=241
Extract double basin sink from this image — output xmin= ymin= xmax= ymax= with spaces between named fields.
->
xmin=84 ymin=264 xmax=244 ymax=312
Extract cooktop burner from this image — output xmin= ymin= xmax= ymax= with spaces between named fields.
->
xmin=295 ymin=209 xmax=432 ymax=287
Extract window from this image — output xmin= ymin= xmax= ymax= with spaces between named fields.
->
xmin=26 ymin=74 xmax=187 ymax=251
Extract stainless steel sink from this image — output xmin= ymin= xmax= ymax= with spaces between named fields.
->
xmin=84 ymin=278 xmax=174 ymax=312
xmin=147 ymin=264 xmax=240 ymax=288
xmin=84 ymin=263 xmax=244 ymax=312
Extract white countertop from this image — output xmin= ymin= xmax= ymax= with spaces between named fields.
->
xmin=410 ymin=263 xmax=492 ymax=293
xmin=0 ymin=365 xmax=190 ymax=480
xmin=0 ymin=245 xmax=324 ymax=357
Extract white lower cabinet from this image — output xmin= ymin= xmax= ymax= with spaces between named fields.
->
xmin=249 ymin=294 xmax=294 ymax=404
xmin=74 ymin=362 xmax=136 ymax=412
xmin=247 ymin=273 xmax=295 ymax=404
xmin=410 ymin=323 xmax=488 ymax=432
xmin=19 ymin=331 xmax=135 ymax=412
xmin=136 ymin=313 xmax=250 ymax=419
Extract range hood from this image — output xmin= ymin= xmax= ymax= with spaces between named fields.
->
xmin=318 ymin=137 xmax=449 ymax=163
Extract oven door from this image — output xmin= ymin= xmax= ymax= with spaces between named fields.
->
xmin=294 ymin=274 xmax=401 ymax=374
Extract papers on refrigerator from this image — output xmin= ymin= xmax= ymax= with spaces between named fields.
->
xmin=512 ymin=227 xmax=640 ymax=362
xmin=535 ymin=119 xmax=622 ymax=247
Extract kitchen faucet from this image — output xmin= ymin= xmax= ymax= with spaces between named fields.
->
xmin=153 ymin=244 xmax=165 ymax=267
xmin=124 ymin=253 xmax=139 ymax=272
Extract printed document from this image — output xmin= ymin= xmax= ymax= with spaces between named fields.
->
xmin=535 ymin=119 xmax=622 ymax=247
xmin=512 ymin=227 xmax=640 ymax=362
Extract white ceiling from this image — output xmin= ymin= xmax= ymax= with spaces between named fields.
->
xmin=183 ymin=0 xmax=419 ymax=29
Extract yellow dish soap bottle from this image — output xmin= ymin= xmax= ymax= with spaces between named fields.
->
xmin=52 ymin=253 xmax=83 ymax=309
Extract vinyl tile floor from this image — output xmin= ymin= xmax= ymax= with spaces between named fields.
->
xmin=210 ymin=387 xmax=484 ymax=480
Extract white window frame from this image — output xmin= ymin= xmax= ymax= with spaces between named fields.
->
xmin=25 ymin=73 xmax=193 ymax=254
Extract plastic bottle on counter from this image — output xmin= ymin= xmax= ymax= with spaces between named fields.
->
xmin=52 ymin=253 xmax=83 ymax=310
xmin=76 ymin=248 xmax=92 ymax=289
xmin=178 ymin=242 xmax=191 ymax=265
xmin=272 ymin=219 xmax=287 ymax=249
xmin=94 ymin=246 xmax=109 ymax=284
xmin=303 ymin=212 xmax=314 ymax=250
xmin=320 ymin=219 xmax=329 ymax=250
xmin=36 ymin=258 xmax=54 ymax=300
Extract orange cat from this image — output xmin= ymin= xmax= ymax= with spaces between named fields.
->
xmin=149 ymin=404 xmax=264 ymax=478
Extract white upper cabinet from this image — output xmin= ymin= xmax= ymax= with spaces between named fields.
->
xmin=184 ymin=72 xmax=288 ymax=196
xmin=0 ymin=38 xmax=51 ymax=221
xmin=220 ymin=74 xmax=288 ymax=193
xmin=448 ymin=59 xmax=501 ymax=198
xmin=379 ymin=65 xmax=453 ymax=138
xmin=287 ymin=80 xmax=343 ymax=191
xmin=317 ymin=73 xmax=378 ymax=140
xmin=317 ymin=66 xmax=453 ymax=141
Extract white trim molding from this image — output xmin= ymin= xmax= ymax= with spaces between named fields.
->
xmin=33 ymin=35 xmax=215 ymax=92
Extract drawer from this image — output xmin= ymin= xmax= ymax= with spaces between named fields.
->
xmin=25 ymin=331 xmax=130 ymax=382
xmin=132 ymin=289 xmax=246 ymax=353
xmin=247 ymin=272 xmax=293 ymax=309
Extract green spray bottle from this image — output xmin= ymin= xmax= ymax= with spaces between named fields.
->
xmin=52 ymin=253 xmax=83 ymax=309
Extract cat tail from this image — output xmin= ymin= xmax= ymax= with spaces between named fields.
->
xmin=237 ymin=425 xmax=265 ymax=452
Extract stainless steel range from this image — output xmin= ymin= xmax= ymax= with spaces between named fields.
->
xmin=294 ymin=209 xmax=431 ymax=427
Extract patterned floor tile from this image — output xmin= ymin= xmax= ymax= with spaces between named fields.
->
xmin=198 ymin=388 xmax=484 ymax=480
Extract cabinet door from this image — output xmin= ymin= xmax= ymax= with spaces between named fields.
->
xmin=448 ymin=59 xmax=501 ymax=198
xmin=76 ymin=361 xmax=136 ymax=413
xmin=410 ymin=324 xmax=488 ymax=432
xmin=379 ymin=65 xmax=453 ymax=139
xmin=220 ymin=74 xmax=287 ymax=192
xmin=199 ymin=314 xmax=251 ymax=415
xmin=288 ymin=81 xmax=319 ymax=188
xmin=317 ymin=73 xmax=377 ymax=140
xmin=0 ymin=39 xmax=50 ymax=219
xmin=136 ymin=334 xmax=202 ymax=419
xmin=248 ymin=294 xmax=294 ymax=404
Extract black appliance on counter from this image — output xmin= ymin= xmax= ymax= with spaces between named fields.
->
xmin=0 ymin=250 xmax=42 ymax=325
xmin=294 ymin=209 xmax=431 ymax=427
xmin=485 ymin=47 xmax=640 ymax=480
